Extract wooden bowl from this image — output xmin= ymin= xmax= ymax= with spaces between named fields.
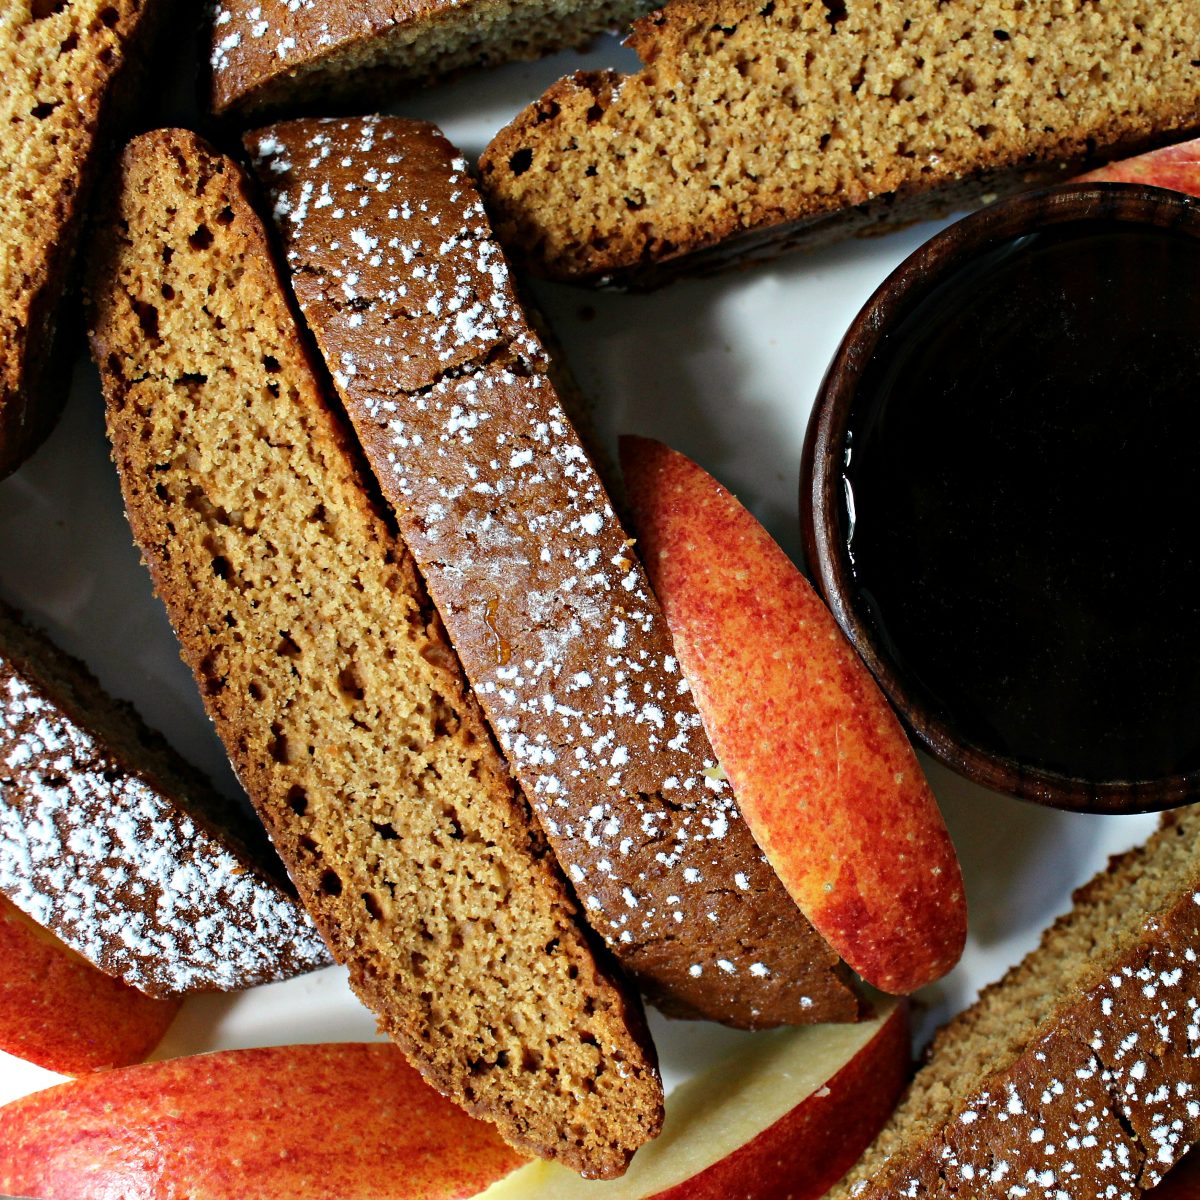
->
xmin=801 ymin=183 xmax=1200 ymax=813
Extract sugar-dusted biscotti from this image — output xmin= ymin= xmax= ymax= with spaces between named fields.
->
xmin=478 ymin=0 xmax=1200 ymax=285
xmin=0 ymin=598 xmax=329 ymax=997
xmin=247 ymin=114 xmax=859 ymax=1030
xmin=830 ymin=807 xmax=1200 ymax=1199
xmin=87 ymin=127 xmax=662 ymax=1178
xmin=207 ymin=0 xmax=653 ymax=117
xmin=0 ymin=0 xmax=162 ymax=476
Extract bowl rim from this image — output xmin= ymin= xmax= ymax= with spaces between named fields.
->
xmin=800 ymin=181 xmax=1200 ymax=814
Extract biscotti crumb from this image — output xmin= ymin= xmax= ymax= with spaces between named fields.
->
xmin=87 ymin=127 xmax=663 ymax=1178
xmin=0 ymin=0 xmax=163 ymax=476
xmin=478 ymin=0 xmax=1200 ymax=284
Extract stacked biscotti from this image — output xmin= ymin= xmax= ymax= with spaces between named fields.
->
xmin=0 ymin=598 xmax=329 ymax=996
xmin=0 ymin=0 xmax=163 ymax=477
xmin=87 ymin=127 xmax=663 ymax=1177
xmin=245 ymin=113 xmax=858 ymax=1032
xmin=478 ymin=0 xmax=1200 ymax=283
xmin=831 ymin=807 xmax=1200 ymax=1199
xmin=208 ymin=0 xmax=655 ymax=117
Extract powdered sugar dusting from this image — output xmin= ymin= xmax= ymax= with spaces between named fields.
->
xmin=0 ymin=659 xmax=329 ymax=997
xmin=843 ymin=898 xmax=1200 ymax=1199
xmin=210 ymin=0 xmax=326 ymax=81
xmin=248 ymin=117 xmax=833 ymax=1023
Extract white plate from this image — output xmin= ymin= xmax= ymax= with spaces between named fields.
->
xmin=0 ymin=27 xmax=1161 ymax=1139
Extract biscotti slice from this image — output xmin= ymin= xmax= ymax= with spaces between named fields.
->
xmin=247 ymin=114 xmax=859 ymax=1030
xmin=829 ymin=807 xmax=1200 ymax=1199
xmin=87 ymin=126 xmax=663 ymax=1177
xmin=208 ymin=0 xmax=653 ymax=118
xmin=477 ymin=0 xmax=1200 ymax=284
xmin=0 ymin=0 xmax=163 ymax=477
xmin=0 ymin=598 xmax=329 ymax=997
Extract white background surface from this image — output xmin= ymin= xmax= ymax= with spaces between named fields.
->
xmin=0 ymin=28 xmax=1161 ymax=1129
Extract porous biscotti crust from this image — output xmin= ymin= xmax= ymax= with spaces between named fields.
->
xmin=248 ymin=114 xmax=859 ymax=1030
xmin=478 ymin=0 xmax=1200 ymax=284
xmin=0 ymin=599 xmax=330 ymax=997
xmin=0 ymin=0 xmax=160 ymax=477
xmin=829 ymin=808 xmax=1200 ymax=1199
xmin=87 ymin=127 xmax=662 ymax=1178
xmin=208 ymin=0 xmax=653 ymax=117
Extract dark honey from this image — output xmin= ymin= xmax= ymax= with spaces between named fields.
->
xmin=843 ymin=219 xmax=1200 ymax=783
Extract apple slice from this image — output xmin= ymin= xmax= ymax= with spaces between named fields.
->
xmin=0 ymin=1042 xmax=529 ymax=1199
xmin=478 ymin=998 xmax=907 ymax=1200
xmin=0 ymin=893 xmax=180 ymax=1075
xmin=1077 ymin=137 xmax=1200 ymax=197
xmin=620 ymin=436 xmax=965 ymax=994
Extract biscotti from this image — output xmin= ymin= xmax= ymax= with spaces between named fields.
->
xmin=87 ymin=127 xmax=662 ymax=1177
xmin=830 ymin=807 xmax=1200 ymax=1199
xmin=0 ymin=0 xmax=162 ymax=477
xmin=247 ymin=114 xmax=859 ymax=1030
xmin=0 ymin=598 xmax=329 ymax=997
xmin=208 ymin=0 xmax=653 ymax=117
xmin=478 ymin=0 xmax=1200 ymax=285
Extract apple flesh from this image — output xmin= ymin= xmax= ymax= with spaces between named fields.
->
xmin=620 ymin=436 xmax=965 ymax=995
xmin=0 ymin=893 xmax=180 ymax=1075
xmin=477 ymin=999 xmax=907 ymax=1200
xmin=0 ymin=1041 xmax=529 ymax=1199
xmin=1077 ymin=137 xmax=1200 ymax=197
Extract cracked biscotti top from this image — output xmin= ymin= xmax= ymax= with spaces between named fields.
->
xmin=0 ymin=0 xmax=162 ymax=477
xmin=87 ymin=126 xmax=663 ymax=1178
xmin=829 ymin=806 xmax=1200 ymax=1199
xmin=207 ymin=0 xmax=653 ymax=117
xmin=247 ymin=113 xmax=859 ymax=1030
xmin=0 ymin=598 xmax=330 ymax=998
xmin=477 ymin=0 xmax=1200 ymax=285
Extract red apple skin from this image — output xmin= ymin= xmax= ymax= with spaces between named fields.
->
xmin=1077 ymin=137 xmax=1200 ymax=198
xmin=0 ymin=1042 xmax=529 ymax=1200
xmin=620 ymin=436 xmax=966 ymax=995
xmin=648 ymin=1001 xmax=909 ymax=1200
xmin=0 ymin=894 xmax=180 ymax=1075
